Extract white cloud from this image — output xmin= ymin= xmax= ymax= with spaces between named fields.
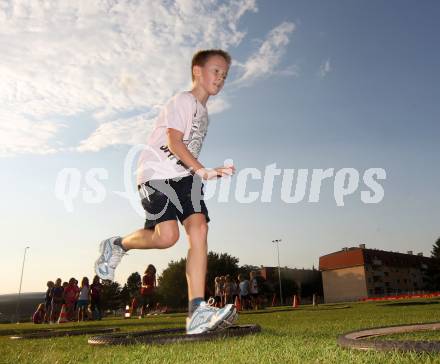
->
xmin=0 ymin=111 xmax=64 ymax=157
xmin=233 ymin=22 xmax=296 ymax=86
xmin=279 ymin=64 xmax=300 ymax=77
xmin=319 ymin=59 xmax=332 ymax=78
xmin=1 ymin=0 xmax=295 ymax=156
xmin=207 ymin=97 xmax=231 ymax=115
xmin=77 ymin=114 xmax=155 ymax=152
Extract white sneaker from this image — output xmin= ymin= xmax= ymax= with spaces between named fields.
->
xmin=94 ymin=236 xmax=126 ymax=281
xmin=186 ymin=302 xmax=238 ymax=335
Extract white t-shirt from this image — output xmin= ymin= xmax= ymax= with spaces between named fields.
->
xmin=137 ymin=91 xmax=209 ymax=185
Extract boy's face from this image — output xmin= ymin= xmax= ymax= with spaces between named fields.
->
xmin=194 ymin=55 xmax=229 ymax=96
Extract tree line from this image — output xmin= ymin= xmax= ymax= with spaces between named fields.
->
xmin=428 ymin=237 xmax=440 ymax=290
xmin=98 ymin=237 xmax=440 ymax=310
xmin=98 ymin=251 xmax=306 ymax=310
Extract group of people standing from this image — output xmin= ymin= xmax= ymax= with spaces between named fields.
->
xmin=33 ymin=275 xmax=103 ymax=324
xmin=32 ymin=267 xmax=264 ymax=324
xmin=213 ymin=271 xmax=261 ymax=310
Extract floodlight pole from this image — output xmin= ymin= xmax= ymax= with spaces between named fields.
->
xmin=272 ymin=239 xmax=283 ymax=305
xmin=15 ymin=246 xmax=30 ymax=323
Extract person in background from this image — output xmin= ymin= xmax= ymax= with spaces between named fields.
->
xmin=139 ymin=264 xmax=157 ymax=318
xmin=131 ymin=296 xmax=138 ymax=317
xmin=51 ymin=278 xmax=64 ymax=323
xmin=64 ymin=278 xmax=79 ymax=321
xmin=249 ymin=271 xmax=260 ymax=310
xmin=73 ymin=279 xmax=80 ymax=313
xmin=219 ymin=276 xmax=226 ymax=308
xmin=238 ymin=274 xmax=251 ymax=310
xmin=224 ymin=275 xmax=233 ymax=305
xmin=214 ymin=276 xmax=221 ymax=307
xmin=32 ymin=303 xmax=45 ymax=324
xmin=77 ymin=277 xmax=90 ymax=322
xmin=232 ymin=276 xmax=239 ymax=306
xmin=44 ymin=281 xmax=54 ymax=323
xmin=90 ymin=275 xmax=103 ymax=320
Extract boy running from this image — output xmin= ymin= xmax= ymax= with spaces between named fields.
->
xmin=95 ymin=49 xmax=237 ymax=334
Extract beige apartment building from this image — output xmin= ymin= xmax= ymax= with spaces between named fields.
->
xmin=319 ymin=244 xmax=434 ymax=303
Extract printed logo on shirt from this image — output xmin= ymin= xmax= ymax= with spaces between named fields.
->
xmin=186 ymin=104 xmax=208 ymax=158
xmin=159 ymin=145 xmax=185 ymax=167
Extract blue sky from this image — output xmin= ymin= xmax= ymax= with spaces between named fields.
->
xmin=1 ymin=0 xmax=439 ymax=294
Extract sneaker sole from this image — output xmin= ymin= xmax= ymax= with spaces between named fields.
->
xmin=94 ymin=238 xmax=115 ymax=281
xmin=98 ymin=239 xmax=105 ymax=254
xmin=209 ymin=306 xmax=237 ymax=331
xmin=186 ymin=305 xmax=237 ymax=335
xmin=94 ymin=260 xmax=112 ymax=281
xmin=187 ymin=309 xmax=238 ymax=334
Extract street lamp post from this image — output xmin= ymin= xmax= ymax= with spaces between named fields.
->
xmin=272 ymin=239 xmax=283 ymax=305
xmin=15 ymin=246 xmax=30 ymax=323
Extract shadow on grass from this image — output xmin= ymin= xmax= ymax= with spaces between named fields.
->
xmin=239 ymin=308 xmax=297 ymax=316
xmin=239 ymin=306 xmax=351 ymax=316
xmin=0 ymin=320 xmax=184 ymax=336
xmin=255 ymin=327 xmax=284 ymax=338
xmin=0 ymin=328 xmax=53 ymax=336
xmin=379 ymin=301 xmax=440 ymax=307
xmin=300 ymin=304 xmax=352 ymax=311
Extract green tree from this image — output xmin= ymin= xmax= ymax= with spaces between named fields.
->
xmin=126 ymin=272 xmax=141 ymax=298
xmin=427 ymin=237 xmax=440 ymax=290
xmin=431 ymin=237 xmax=440 ymax=259
xmin=101 ymin=281 xmax=123 ymax=311
xmin=156 ymin=251 xmax=241 ymax=308
xmin=119 ymin=284 xmax=130 ymax=306
xmin=237 ymin=264 xmax=260 ymax=279
xmin=157 ymin=258 xmax=187 ymax=308
xmin=276 ymin=278 xmax=299 ymax=298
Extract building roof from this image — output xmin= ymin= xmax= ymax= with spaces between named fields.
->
xmin=319 ymin=247 xmax=434 ymax=271
xmin=319 ymin=248 xmax=365 ymax=271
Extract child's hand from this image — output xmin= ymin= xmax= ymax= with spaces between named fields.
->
xmin=196 ymin=166 xmax=236 ymax=180
xmin=217 ymin=165 xmax=235 ymax=176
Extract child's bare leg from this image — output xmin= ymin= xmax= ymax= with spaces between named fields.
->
xmin=121 ymin=220 xmax=179 ymax=250
xmin=183 ymin=214 xmax=208 ymax=301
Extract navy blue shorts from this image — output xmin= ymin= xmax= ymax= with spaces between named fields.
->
xmin=138 ymin=175 xmax=210 ymax=230
xmin=77 ymin=300 xmax=89 ymax=308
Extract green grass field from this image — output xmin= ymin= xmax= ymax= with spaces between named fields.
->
xmin=2 ymin=300 xmax=440 ymax=364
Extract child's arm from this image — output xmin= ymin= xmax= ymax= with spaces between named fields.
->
xmin=167 ymin=128 xmax=235 ymax=180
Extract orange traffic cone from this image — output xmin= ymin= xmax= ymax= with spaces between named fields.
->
xmin=57 ymin=304 xmax=69 ymax=324
xmin=124 ymin=304 xmax=131 ymax=319
xmin=292 ymin=295 xmax=300 ymax=308
xmin=234 ymin=296 xmax=241 ymax=311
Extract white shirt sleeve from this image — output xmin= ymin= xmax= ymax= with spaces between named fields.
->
xmin=164 ymin=93 xmax=194 ymax=134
